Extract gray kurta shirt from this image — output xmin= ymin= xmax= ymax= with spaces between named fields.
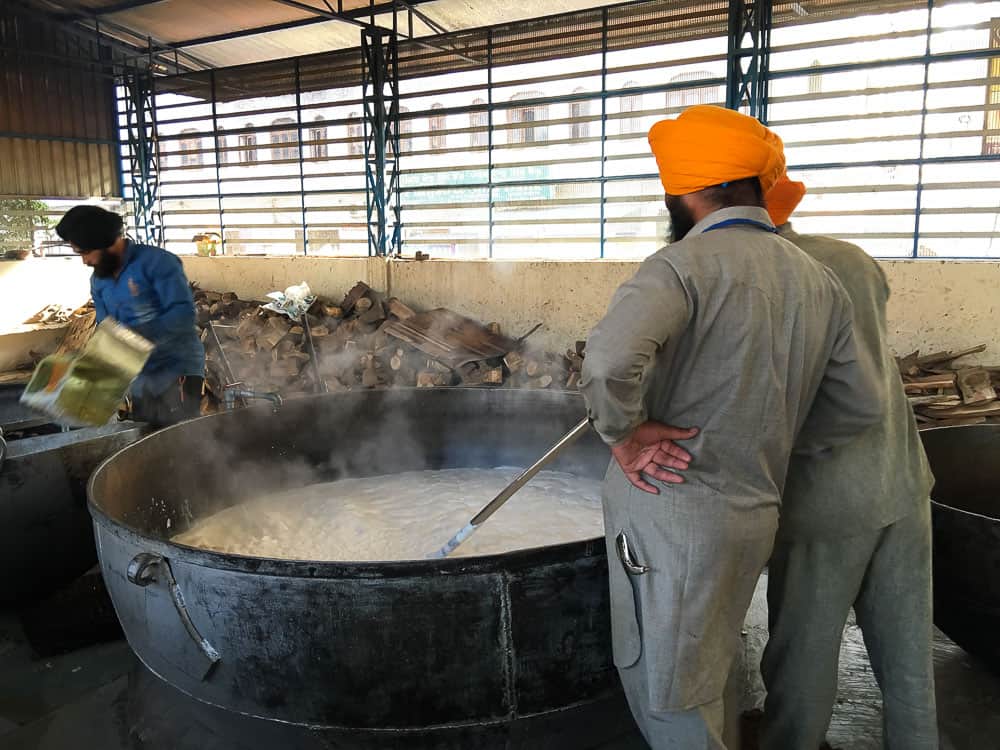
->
xmin=580 ymin=206 xmax=885 ymax=514
xmin=778 ymin=224 xmax=934 ymax=539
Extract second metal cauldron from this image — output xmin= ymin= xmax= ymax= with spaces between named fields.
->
xmin=89 ymin=389 xmax=629 ymax=748
xmin=922 ymin=424 xmax=1000 ymax=673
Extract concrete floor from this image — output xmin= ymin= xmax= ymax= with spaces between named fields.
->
xmin=2 ymin=595 xmax=999 ymax=750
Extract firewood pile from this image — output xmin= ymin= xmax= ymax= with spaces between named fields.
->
xmin=193 ymin=282 xmax=586 ymax=406
xmin=898 ymin=344 xmax=1000 ymax=429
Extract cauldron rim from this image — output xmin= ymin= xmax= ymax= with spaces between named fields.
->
xmin=923 ymin=423 xmax=1000 ymax=523
xmin=87 ymin=390 xmax=610 ymax=578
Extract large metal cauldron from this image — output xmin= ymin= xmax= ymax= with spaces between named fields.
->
xmin=922 ymin=424 xmax=1000 ymax=672
xmin=1 ymin=417 xmax=148 ymax=604
xmin=89 ymin=389 xmax=630 ymax=748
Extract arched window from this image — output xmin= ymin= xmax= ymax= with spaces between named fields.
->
xmin=179 ymin=128 xmax=203 ymax=166
xmin=620 ymin=81 xmax=642 ymax=135
xmin=666 ymin=71 xmax=724 ymax=110
xmin=508 ymin=91 xmax=548 ymax=145
xmin=309 ymin=116 xmax=328 ymax=160
xmin=430 ymin=103 xmax=447 ymax=150
xmin=348 ymin=112 xmax=364 ymax=156
xmin=237 ymin=124 xmax=257 ymax=165
xmin=270 ymin=117 xmax=299 ymax=161
xmin=808 ymin=59 xmax=823 ymax=95
xmin=570 ymin=88 xmax=590 ymax=140
xmin=398 ymin=106 xmax=412 ymax=154
xmin=470 ymin=98 xmax=488 ymax=147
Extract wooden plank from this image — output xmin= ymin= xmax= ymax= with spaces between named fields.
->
xmin=956 ymin=368 xmax=997 ymax=405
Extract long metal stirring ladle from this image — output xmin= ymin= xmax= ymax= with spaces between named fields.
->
xmin=428 ymin=417 xmax=591 ymax=559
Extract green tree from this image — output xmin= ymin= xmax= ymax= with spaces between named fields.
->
xmin=0 ymin=198 xmax=50 ymax=255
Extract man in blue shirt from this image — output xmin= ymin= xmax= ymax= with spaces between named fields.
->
xmin=56 ymin=206 xmax=205 ymax=427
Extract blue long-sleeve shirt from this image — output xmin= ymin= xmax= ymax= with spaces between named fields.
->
xmin=91 ymin=240 xmax=205 ymax=396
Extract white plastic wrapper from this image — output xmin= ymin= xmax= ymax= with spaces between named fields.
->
xmin=261 ymin=281 xmax=316 ymax=320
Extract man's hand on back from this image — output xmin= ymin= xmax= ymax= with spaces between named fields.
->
xmin=611 ymin=421 xmax=698 ymax=495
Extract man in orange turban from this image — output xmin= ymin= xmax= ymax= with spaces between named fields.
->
xmin=759 ymin=175 xmax=939 ymax=750
xmin=580 ymin=105 xmax=886 ymax=749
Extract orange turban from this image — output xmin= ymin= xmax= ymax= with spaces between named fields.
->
xmin=647 ymin=105 xmax=785 ymax=196
xmin=766 ymin=175 xmax=807 ymax=226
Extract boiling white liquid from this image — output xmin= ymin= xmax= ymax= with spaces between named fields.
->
xmin=172 ymin=468 xmax=605 ymax=561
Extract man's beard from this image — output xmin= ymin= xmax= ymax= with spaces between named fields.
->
xmin=665 ymin=195 xmax=697 ymax=243
xmin=92 ymin=249 xmax=122 ymax=278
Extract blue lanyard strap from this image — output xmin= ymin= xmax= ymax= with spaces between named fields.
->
xmin=702 ymin=218 xmax=777 ymax=234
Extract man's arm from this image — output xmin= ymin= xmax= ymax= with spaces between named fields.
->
xmin=580 ymin=257 xmax=691 ymax=446
xmin=795 ymin=293 xmax=886 ymax=455
xmin=133 ymin=252 xmax=197 ymax=344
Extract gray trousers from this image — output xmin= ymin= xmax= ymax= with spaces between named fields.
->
xmin=759 ymin=502 xmax=938 ymax=750
xmin=620 ymin=657 xmax=741 ymax=750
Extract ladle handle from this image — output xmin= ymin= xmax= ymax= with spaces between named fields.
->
xmin=429 ymin=417 xmax=591 ymax=559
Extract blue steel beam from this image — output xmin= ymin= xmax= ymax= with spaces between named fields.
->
xmin=726 ymin=0 xmax=772 ymax=122
xmin=362 ymin=27 xmax=401 ymax=257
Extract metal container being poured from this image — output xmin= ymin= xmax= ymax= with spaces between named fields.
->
xmin=21 ymin=319 xmax=153 ymax=426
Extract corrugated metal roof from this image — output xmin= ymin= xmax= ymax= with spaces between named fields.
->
xmin=25 ymin=0 xmax=626 ymax=69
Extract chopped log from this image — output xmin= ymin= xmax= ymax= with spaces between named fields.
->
xmin=459 ymin=362 xmax=484 ymax=385
xmin=323 ymin=305 xmax=344 ymax=319
xmin=382 ymin=308 xmax=518 ymax=368
xmin=390 ymin=349 xmax=404 ymax=371
xmin=425 ymin=359 xmax=452 ymax=374
xmin=896 ymin=351 xmax=921 ymax=377
xmin=340 ymin=281 xmax=371 ymax=314
xmin=417 ymin=371 xmax=450 ymax=387
xmin=261 ymin=316 xmax=291 ymax=348
xmin=902 ymin=373 xmax=957 ymax=391
xmin=956 ymin=368 xmax=997 ymax=405
xmin=354 ymin=297 xmax=374 ymax=314
xmin=564 ymin=349 xmax=585 ymax=371
xmin=289 ymin=325 xmax=304 ymax=336
xmin=54 ymin=310 xmax=97 ymax=355
xmin=566 ymin=371 xmax=581 ymax=390
xmin=907 ymin=395 xmax=961 ymax=407
xmin=359 ymin=300 xmax=387 ymax=325
xmin=503 ymin=351 xmax=525 ymax=374
xmin=530 ymin=375 xmax=554 ymax=389
xmin=916 ymin=344 xmax=987 ymax=369
xmin=482 ymin=366 xmax=504 ymax=385
xmin=525 ymin=359 xmax=541 ymax=377
xmin=387 ymin=298 xmax=416 ymax=320
xmin=310 ymin=325 xmax=330 ymax=337
xmin=487 ymin=322 xmax=501 ymax=335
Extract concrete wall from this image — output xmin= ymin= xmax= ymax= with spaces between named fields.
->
xmin=182 ymin=256 xmax=1000 ymax=361
xmin=2 ymin=254 xmax=998 ymax=371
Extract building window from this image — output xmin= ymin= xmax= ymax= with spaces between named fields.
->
xmin=470 ymin=98 xmax=488 ymax=147
xmin=271 ymin=118 xmax=299 ymax=161
xmin=808 ymin=59 xmax=823 ymax=95
xmin=984 ymin=18 xmax=1000 ymax=156
xmin=508 ymin=91 xmax=548 ymax=145
xmin=309 ymin=117 xmax=328 ymax=160
xmin=217 ymin=131 xmax=228 ymax=166
xmin=620 ymin=81 xmax=642 ymax=135
xmin=398 ymin=106 xmax=412 ymax=154
xmin=179 ymin=129 xmax=203 ymax=166
xmin=666 ymin=71 xmax=723 ymax=110
xmin=348 ymin=112 xmax=364 ymax=156
xmin=430 ymin=103 xmax=447 ymax=150
xmin=237 ymin=126 xmax=257 ymax=165
xmin=570 ymin=89 xmax=590 ymax=140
